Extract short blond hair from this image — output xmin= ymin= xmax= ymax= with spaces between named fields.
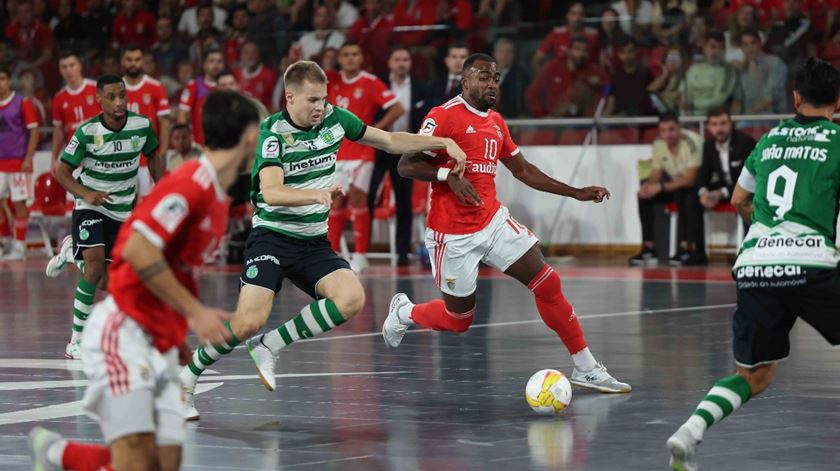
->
xmin=284 ymin=60 xmax=327 ymax=90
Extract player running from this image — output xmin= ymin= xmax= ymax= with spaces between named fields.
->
xmin=179 ymin=60 xmax=467 ymax=420
xmin=50 ymin=75 xmax=160 ymax=360
xmin=382 ymin=53 xmax=631 ymax=393
xmin=28 ymin=90 xmax=259 ymax=471
xmin=667 ymin=58 xmax=840 ymax=470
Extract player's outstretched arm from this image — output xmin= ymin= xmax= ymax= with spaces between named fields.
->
xmin=122 ymin=230 xmax=232 ymax=345
xmin=398 ymin=152 xmax=481 ymax=206
xmin=731 ymin=183 xmax=754 ymax=224
xmin=358 ymin=126 xmax=467 ymax=176
xmin=259 ymin=166 xmax=342 ymax=207
xmin=501 ymin=152 xmax=610 ymax=203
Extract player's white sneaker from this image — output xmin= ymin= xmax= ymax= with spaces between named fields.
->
xmin=29 ymin=426 xmax=63 ymax=471
xmin=183 ymin=383 xmax=200 ymax=421
xmin=0 ymin=241 xmax=25 ymax=261
xmin=46 ymin=235 xmax=73 ymax=278
xmin=569 ymin=363 xmax=632 ymax=393
xmin=349 ymin=253 xmax=369 ymax=273
xmin=383 ymin=293 xmax=411 ymax=348
xmin=246 ymin=335 xmax=278 ymax=391
xmin=64 ymin=341 xmax=82 ymax=360
xmin=667 ymin=425 xmax=700 ymax=471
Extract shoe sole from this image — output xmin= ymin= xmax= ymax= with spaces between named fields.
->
xmin=629 ymin=259 xmax=658 ymax=267
xmin=569 ymin=379 xmax=632 ymax=393
xmin=185 ymin=412 xmax=200 ymax=421
xmin=383 ymin=293 xmax=408 ymax=348
xmin=246 ymin=339 xmax=275 ymax=392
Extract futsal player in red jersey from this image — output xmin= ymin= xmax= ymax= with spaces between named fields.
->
xmin=383 ymin=53 xmax=632 ymax=393
xmin=326 ymin=41 xmax=405 ymax=272
xmin=28 ymin=90 xmax=261 ymax=471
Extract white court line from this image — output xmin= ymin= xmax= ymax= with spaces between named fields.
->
xmin=273 ymin=302 xmax=737 ymax=344
xmin=280 ymin=454 xmax=375 ymax=468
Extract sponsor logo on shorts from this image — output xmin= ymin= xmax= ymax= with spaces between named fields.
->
xmin=79 ymin=228 xmax=89 ymax=241
xmin=446 ymin=277 xmax=456 ymax=290
xmin=735 ymin=265 xmax=803 ymax=279
xmin=246 ymin=265 xmax=259 ymax=279
xmin=80 ymin=218 xmax=102 ymax=227
xmin=246 ymin=254 xmax=280 ymax=266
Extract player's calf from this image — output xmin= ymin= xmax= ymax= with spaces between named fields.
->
xmin=110 ymin=433 xmax=158 ymax=471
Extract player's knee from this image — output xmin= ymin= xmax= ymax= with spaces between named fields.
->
xmin=232 ymin=312 xmax=265 ymax=339
xmin=111 ymin=435 xmax=157 ymax=470
xmin=83 ymin=260 xmax=106 ymax=284
xmin=738 ymin=364 xmax=776 ymax=397
xmin=332 ymin=288 xmax=365 ymax=319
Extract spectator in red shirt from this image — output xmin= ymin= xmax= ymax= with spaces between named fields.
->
xmin=532 ymin=2 xmax=599 ymax=72
xmin=526 ymin=36 xmax=609 ymax=118
xmin=111 ymin=0 xmax=157 ymax=48
xmin=728 ymin=0 xmax=783 ymax=28
xmin=234 ymin=42 xmax=277 ymax=112
xmin=5 ymin=2 xmax=54 ymax=69
xmin=804 ymin=0 xmax=839 ymax=39
xmin=348 ymin=0 xmax=395 ymax=76
xmin=224 ymin=4 xmax=250 ymax=65
xmin=392 ymin=0 xmax=439 ymax=46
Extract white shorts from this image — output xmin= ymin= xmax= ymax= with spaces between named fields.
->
xmin=425 ymin=205 xmax=539 ymax=297
xmin=334 ymin=160 xmax=374 ymax=193
xmin=0 ymin=172 xmax=31 ymax=202
xmin=81 ymin=296 xmax=185 ymax=446
xmin=137 ymin=166 xmax=154 ymax=198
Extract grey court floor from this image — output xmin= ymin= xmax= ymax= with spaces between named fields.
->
xmin=0 ymin=262 xmax=837 ymax=470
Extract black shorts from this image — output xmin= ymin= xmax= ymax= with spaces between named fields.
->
xmin=733 ymin=264 xmax=840 ymax=367
xmin=72 ymin=209 xmax=123 ymax=262
xmin=240 ymin=228 xmax=351 ymax=297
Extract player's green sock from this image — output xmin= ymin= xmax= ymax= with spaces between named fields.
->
xmin=261 ymin=299 xmax=346 ymax=350
xmin=184 ymin=322 xmax=239 ymax=382
xmin=682 ymin=375 xmax=752 ymax=440
xmin=71 ymin=278 xmax=96 ymax=341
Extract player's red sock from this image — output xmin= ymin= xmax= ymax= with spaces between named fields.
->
xmin=350 ymin=206 xmax=370 ymax=254
xmin=328 ymin=208 xmax=349 ymax=252
xmin=62 ymin=441 xmax=111 ymax=471
xmin=529 ymin=265 xmax=588 ymax=354
xmin=14 ymin=216 xmax=27 ymax=242
xmin=410 ymin=299 xmax=474 ymax=333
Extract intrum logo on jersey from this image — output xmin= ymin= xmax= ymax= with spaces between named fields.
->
xmin=263 ymin=136 xmax=280 ymax=159
xmin=756 ymin=235 xmax=823 ymax=249
xmin=65 ymin=136 xmax=80 ymax=154
xmin=94 ymin=160 xmax=135 ymax=170
xmin=287 ymin=154 xmax=334 ymax=173
xmin=420 ymin=119 xmax=437 ymax=136
xmin=246 ymin=265 xmax=259 ymax=279
xmin=246 ymin=254 xmax=280 ymax=266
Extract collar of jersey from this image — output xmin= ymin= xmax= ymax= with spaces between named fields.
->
xmin=282 ymin=110 xmax=316 ymax=132
xmin=456 ymin=95 xmax=489 ymax=117
xmin=98 ymin=113 xmax=128 ymax=133
xmin=199 ymin=155 xmax=226 ymax=201
xmin=794 ymin=113 xmax=829 ymax=125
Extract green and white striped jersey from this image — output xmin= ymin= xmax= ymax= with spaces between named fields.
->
xmin=61 ymin=112 xmax=158 ymax=221
xmin=250 ymin=104 xmax=366 ymax=239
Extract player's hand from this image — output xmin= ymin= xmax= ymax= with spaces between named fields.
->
xmin=83 ymin=191 xmax=111 ymax=206
xmin=20 ymin=157 xmax=32 ymax=172
xmin=328 ymin=185 xmax=345 ymax=200
xmin=700 ymin=190 xmax=720 ymax=209
xmin=576 ymin=186 xmax=610 ymax=203
xmin=444 ymin=139 xmax=468 ymax=177
xmin=447 ymin=173 xmax=482 ymax=206
xmin=189 ymin=305 xmax=233 ymax=346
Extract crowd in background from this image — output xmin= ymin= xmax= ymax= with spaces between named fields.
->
xmin=1 ymin=0 xmax=838 ymax=142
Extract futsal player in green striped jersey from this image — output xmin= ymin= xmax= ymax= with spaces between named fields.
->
xmin=179 ymin=60 xmax=468 ymax=420
xmin=52 ymin=75 xmax=159 ymax=360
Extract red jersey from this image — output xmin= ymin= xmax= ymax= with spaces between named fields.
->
xmin=111 ymin=9 xmax=157 ymax=46
xmin=126 ymin=75 xmax=170 ymax=167
xmin=178 ymin=77 xmax=216 ymax=145
xmin=327 ymin=70 xmax=397 ymax=161
xmin=235 ymin=65 xmax=277 ymax=112
xmin=52 ymin=79 xmax=100 ymax=141
xmin=420 ymin=96 xmax=519 ymax=234
xmin=5 ymin=20 xmax=54 ymax=63
xmin=0 ymin=92 xmax=39 ymax=172
xmin=109 ymin=157 xmax=230 ymax=352
xmin=538 ymin=26 xmax=600 ymax=64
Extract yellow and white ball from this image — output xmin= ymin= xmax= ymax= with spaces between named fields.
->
xmin=525 ymin=369 xmax=572 ymax=415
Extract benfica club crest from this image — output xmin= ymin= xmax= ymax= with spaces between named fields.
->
xmin=354 ymin=88 xmax=362 ymax=99
xmin=143 ymin=94 xmax=151 ymax=105
xmin=86 ymin=95 xmax=94 ymax=106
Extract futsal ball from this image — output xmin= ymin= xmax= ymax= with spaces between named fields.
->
xmin=525 ymin=369 xmax=572 ymax=415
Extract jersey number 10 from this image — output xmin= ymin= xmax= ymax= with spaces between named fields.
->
xmin=483 ymin=138 xmax=498 ymax=161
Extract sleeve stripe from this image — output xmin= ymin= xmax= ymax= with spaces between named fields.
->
xmin=382 ymin=97 xmax=399 ymax=109
xmin=26 ymin=123 xmax=38 ymax=129
xmin=157 ymin=109 xmax=171 ymax=116
xmin=132 ymin=220 xmax=165 ymax=249
xmin=348 ymin=124 xmax=367 ymax=142
xmin=737 ymin=169 xmax=756 ymax=193
xmin=423 ymin=150 xmax=437 ymax=157
xmin=509 ymin=147 xmax=520 ymax=157
xmin=178 ymin=104 xmax=191 ymax=111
